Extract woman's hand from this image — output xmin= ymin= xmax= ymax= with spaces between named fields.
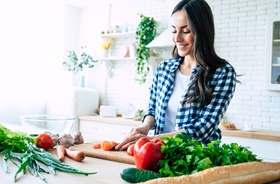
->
xmin=115 ymin=115 xmax=155 ymax=151
xmin=115 ymin=125 xmax=150 ymax=151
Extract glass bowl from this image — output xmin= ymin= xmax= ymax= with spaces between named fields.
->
xmin=20 ymin=115 xmax=75 ymax=135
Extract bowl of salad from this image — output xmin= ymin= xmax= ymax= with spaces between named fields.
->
xmin=20 ymin=115 xmax=76 ymax=135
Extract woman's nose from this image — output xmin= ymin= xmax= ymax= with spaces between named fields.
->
xmin=174 ymin=32 xmax=182 ymax=42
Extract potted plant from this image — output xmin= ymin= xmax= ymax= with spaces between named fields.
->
xmin=135 ymin=14 xmax=158 ymax=84
xmin=63 ymin=46 xmax=98 ymax=86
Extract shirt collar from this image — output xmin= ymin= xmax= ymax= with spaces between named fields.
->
xmin=192 ymin=64 xmax=200 ymax=74
xmin=170 ymin=58 xmax=200 ymax=74
xmin=170 ymin=58 xmax=181 ymax=72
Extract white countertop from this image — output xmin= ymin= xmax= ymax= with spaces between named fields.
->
xmin=1 ymin=149 xmax=132 ymax=184
xmin=78 ymin=116 xmax=280 ymax=142
xmin=0 ymin=123 xmax=133 ymax=184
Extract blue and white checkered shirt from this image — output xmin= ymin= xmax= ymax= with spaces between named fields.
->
xmin=144 ymin=58 xmax=236 ymax=144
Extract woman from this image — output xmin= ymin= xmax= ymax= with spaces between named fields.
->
xmin=115 ymin=0 xmax=236 ymax=151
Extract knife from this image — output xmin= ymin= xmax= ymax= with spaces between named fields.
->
xmin=109 ymin=144 xmax=118 ymax=151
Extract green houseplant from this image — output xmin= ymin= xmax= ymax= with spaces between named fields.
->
xmin=63 ymin=46 xmax=98 ymax=87
xmin=135 ymin=14 xmax=158 ymax=84
xmin=63 ymin=46 xmax=98 ymax=74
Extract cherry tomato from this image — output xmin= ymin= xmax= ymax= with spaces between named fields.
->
xmin=36 ymin=133 xmax=53 ymax=151
xmin=126 ymin=144 xmax=135 ymax=156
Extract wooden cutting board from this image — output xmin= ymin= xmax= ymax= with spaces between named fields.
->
xmin=69 ymin=143 xmax=135 ymax=165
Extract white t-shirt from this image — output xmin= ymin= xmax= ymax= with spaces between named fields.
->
xmin=163 ymin=69 xmax=190 ymax=133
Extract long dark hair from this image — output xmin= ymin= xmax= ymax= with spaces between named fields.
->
xmin=172 ymin=0 xmax=228 ymax=107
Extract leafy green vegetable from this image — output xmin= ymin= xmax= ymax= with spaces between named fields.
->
xmin=0 ymin=124 xmax=36 ymax=153
xmin=3 ymin=144 xmax=96 ymax=182
xmin=158 ymin=136 xmax=262 ymax=177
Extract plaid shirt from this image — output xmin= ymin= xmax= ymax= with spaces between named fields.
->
xmin=144 ymin=58 xmax=236 ymax=144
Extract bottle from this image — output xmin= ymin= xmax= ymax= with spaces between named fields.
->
xmin=80 ymin=76 xmax=85 ymax=88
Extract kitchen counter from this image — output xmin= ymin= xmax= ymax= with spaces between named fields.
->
xmin=0 ymin=149 xmax=133 ymax=184
xmin=221 ymin=128 xmax=280 ymax=142
xmin=0 ymin=123 xmax=132 ymax=184
xmin=79 ymin=115 xmax=142 ymax=126
xmin=2 ymin=123 xmax=280 ymax=183
xmin=79 ymin=116 xmax=280 ymax=142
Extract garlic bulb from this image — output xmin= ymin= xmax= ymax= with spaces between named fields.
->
xmin=73 ymin=131 xmax=84 ymax=144
xmin=57 ymin=134 xmax=74 ymax=148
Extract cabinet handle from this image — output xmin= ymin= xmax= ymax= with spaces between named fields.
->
xmin=245 ymin=146 xmax=251 ymax=149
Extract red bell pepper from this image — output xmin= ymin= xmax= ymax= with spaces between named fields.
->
xmin=133 ymin=137 xmax=164 ymax=172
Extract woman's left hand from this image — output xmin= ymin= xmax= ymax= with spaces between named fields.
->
xmin=114 ymin=126 xmax=150 ymax=151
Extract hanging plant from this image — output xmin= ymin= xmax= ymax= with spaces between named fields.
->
xmin=135 ymin=14 xmax=158 ymax=84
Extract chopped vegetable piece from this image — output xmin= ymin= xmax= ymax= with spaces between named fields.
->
xmin=110 ymin=141 xmax=118 ymax=150
xmin=92 ymin=143 xmax=101 ymax=149
xmin=101 ymin=140 xmax=118 ymax=151
xmin=101 ymin=141 xmax=111 ymax=151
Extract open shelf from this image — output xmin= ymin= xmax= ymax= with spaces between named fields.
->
xmin=99 ymin=57 xmax=136 ymax=61
xmin=101 ymin=32 xmax=135 ymax=39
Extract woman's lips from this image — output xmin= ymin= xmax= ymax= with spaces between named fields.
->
xmin=176 ymin=44 xmax=187 ymax=50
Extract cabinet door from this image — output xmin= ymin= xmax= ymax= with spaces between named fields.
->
xmin=79 ymin=120 xmax=138 ymax=142
xmin=266 ymin=16 xmax=280 ymax=90
xmin=222 ymin=136 xmax=280 ymax=162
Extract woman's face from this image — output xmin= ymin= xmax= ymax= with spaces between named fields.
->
xmin=171 ymin=10 xmax=194 ymax=57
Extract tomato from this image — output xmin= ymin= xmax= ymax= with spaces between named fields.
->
xmin=126 ymin=144 xmax=135 ymax=156
xmin=36 ymin=133 xmax=53 ymax=151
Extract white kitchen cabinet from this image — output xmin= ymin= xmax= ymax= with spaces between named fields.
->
xmin=266 ymin=15 xmax=280 ymax=90
xmin=222 ymin=136 xmax=280 ymax=162
xmin=79 ymin=120 xmax=139 ymax=142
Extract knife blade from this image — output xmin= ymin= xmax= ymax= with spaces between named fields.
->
xmin=109 ymin=144 xmax=118 ymax=151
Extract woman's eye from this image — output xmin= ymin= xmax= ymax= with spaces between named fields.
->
xmin=172 ymin=29 xmax=190 ymax=34
xmin=183 ymin=30 xmax=191 ymax=34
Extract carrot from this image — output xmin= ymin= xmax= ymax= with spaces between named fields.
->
xmin=101 ymin=140 xmax=118 ymax=151
xmin=101 ymin=140 xmax=112 ymax=151
xmin=92 ymin=143 xmax=101 ymax=149
xmin=56 ymin=145 xmax=66 ymax=162
xmin=111 ymin=141 xmax=118 ymax=147
xmin=65 ymin=148 xmax=86 ymax=162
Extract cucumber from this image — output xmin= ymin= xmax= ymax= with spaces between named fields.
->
xmin=120 ymin=167 xmax=164 ymax=183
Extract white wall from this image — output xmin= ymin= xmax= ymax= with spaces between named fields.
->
xmin=76 ymin=0 xmax=280 ymax=130
xmin=207 ymin=0 xmax=280 ymax=130
xmin=0 ymin=0 xmax=64 ymax=124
